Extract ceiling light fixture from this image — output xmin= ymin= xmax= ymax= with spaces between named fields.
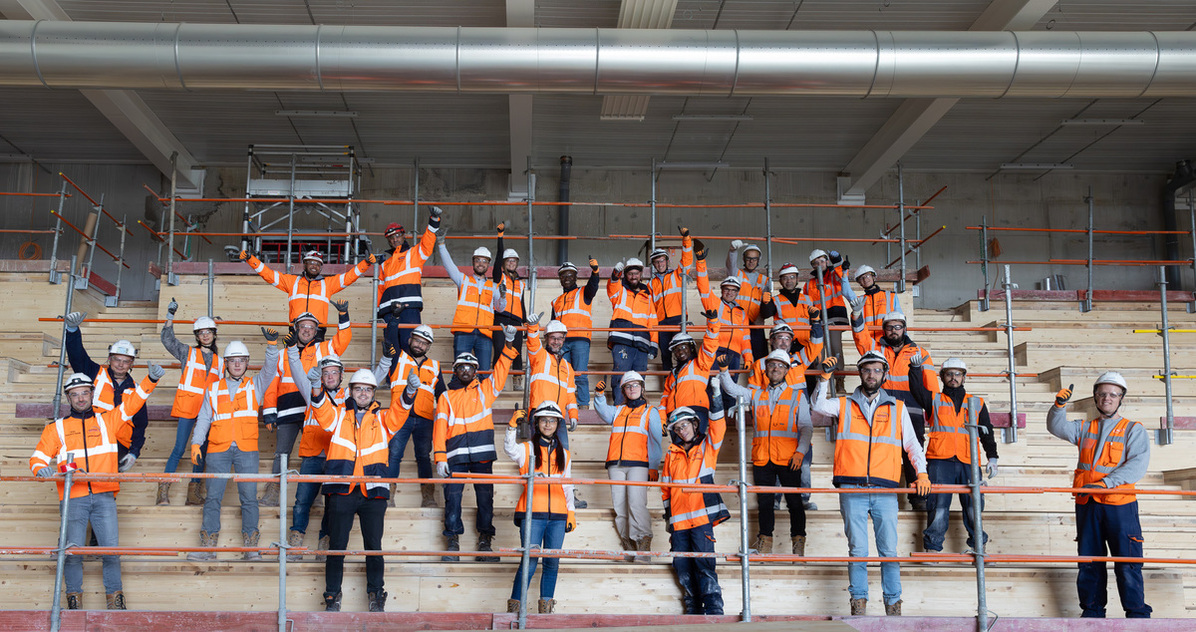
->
xmin=275 ymin=110 xmax=358 ymax=118
xmin=1060 ymin=118 xmax=1143 ymax=126
xmin=1000 ymin=163 xmax=1074 ymax=170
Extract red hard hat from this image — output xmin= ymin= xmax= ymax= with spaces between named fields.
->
xmin=385 ymin=222 xmax=404 ymax=237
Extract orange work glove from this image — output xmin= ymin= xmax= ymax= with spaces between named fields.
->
xmin=566 ymin=511 xmax=577 ymax=533
xmin=509 ymin=409 xmax=526 ymax=428
xmin=648 ymin=469 xmax=660 ymax=482
xmin=190 ymin=444 xmax=202 ymax=466
xmin=1055 ymin=384 xmax=1074 ymax=406
xmin=595 ymin=380 xmax=606 ymax=394
xmin=820 ymin=357 xmax=838 ymax=381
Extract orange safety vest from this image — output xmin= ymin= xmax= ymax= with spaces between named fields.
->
xmin=1074 ymin=417 xmax=1139 ymax=506
xmin=749 ymin=384 xmax=807 ymax=467
xmin=91 ymin=368 xmax=117 ymax=413
xmin=649 ymin=237 xmax=693 ymax=320
xmin=832 ymin=396 xmax=907 ymax=488
xmin=662 ymin=412 xmax=728 ymax=531
xmin=451 ymin=274 xmax=499 ymax=335
xmin=514 ymin=441 xmax=572 ymax=521
xmin=499 ymin=275 xmax=525 ymax=320
xmin=803 ymin=270 xmax=847 ymax=312
xmin=607 ymin=280 xmax=659 ymax=347
xmin=854 ymin=336 xmax=938 ymax=413
xmin=768 ymin=290 xmax=815 ymax=348
xmin=606 ymin=403 xmax=653 ymax=468
xmin=927 ymin=393 xmax=984 ymax=464
xmin=747 ymin=335 xmax=823 ymax=390
xmin=313 ymin=394 xmax=409 ymax=499
xmin=299 ymin=386 xmax=344 ymax=458
xmin=859 ymin=289 xmax=901 ymax=341
xmin=264 ymin=321 xmax=352 ymax=425
xmin=378 ymin=228 xmax=436 ymax=312
xmin=171 ymin=346 xmax=224 ymax=419
xmin=552 ymin=287 xmax=594 ymax=340
xmin=30 ymin=376 xmax=154 ymax=500
xmin=661 ymin=318 xmax=721 ymax=415
xmin=249 ymin=255 xmax=368 ymax=326
xmin=205 ymin=377 xmax=261 ymax=453
xmin=715 ymin=300 xmax=751 ymax=360
xmin=390 ymin=351 xmax=441 ymax=421
xmin=736 ymin=269 xmax=768 ymax=323
xmin=527 ymin=324 xmax=579 ymax=422
xmin=434 ymin=346 xmax=516 ymax=466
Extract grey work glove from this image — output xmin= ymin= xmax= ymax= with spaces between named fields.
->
xmin=907 ymin=352 xmax=924 ymax=369
xmin=406 ymin=370 xmax=422 ymax=395
xmin=568 ymin=418 xmax=578 ymax=432
xmin=437 ymin=462 xmax=450 ymax=478
xmin=36 ymin=466 xmax=55 ymax=478
xmin=503 ymin=324 xmax=517 ymax=343
xmin=307 ymin=366 xmax=322 ymax=387
xmin=849 ymin=296 xmax=866 ymax=314
xmin=527 ymin=311 xmax=544 ymax=328
xmin=436 ymin=226 xmax=448 ymax=247
xmin=986 ymin=458 xmax=999 ymax=480
xmin=64 ymin=311 xmax=87 ymax=332
xmin=147 ymin=362 xmax=166 ymax=382
xmin=614 ymin=261 xmax=625 ymax=273
xmin=429 ymin=205 xmax=443 ymax=219
xmin=167 ymin=298 xmax=178 ymax=316
xmin=730 ymin=239 xmax=743 ymax=250
xmin=118 ymin=453 xmax=137 ymax=472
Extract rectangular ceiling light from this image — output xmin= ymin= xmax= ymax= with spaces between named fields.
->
xmin=1060 ymin=118 xmax=1144 ymax=126
xmin=276 ymin=110 xmax=358 ymax=118
xmin=1000 ymin=163 xmax=1074 ymax=170
xmin=672 ymin=114 xmax=753 ymax=121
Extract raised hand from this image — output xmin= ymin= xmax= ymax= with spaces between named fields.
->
xmin=730 ymin=239 xmax=743 ymax=250
xmin=849 ymin=296 xmax=866 ymax=314
xmin=1055 ymin=383 xmax=1074 ymax=406
xmin=678 ymin=226 xmax=690 ymax=238
xmin=702 ymin=308 xmax=719 ymax=320
xmin=307 ymin=366 xmax=321 ymax=386
xmin=503 ymin=324 xmax=517 ymax=343
xmin=385 ymin=342 xmax=397 ymax=358
xmin=167 ymin=298 xmax=178 ymax=316
xmin=807 ymin=304 xmax=822 ymax=321
xmin=436 ymin=227 xmax=448 ymax=246
xmin=820 ymin=357 xmax=838 ymax=380
xmin=366 ymin=252 xmax=377 ymax=265
xmin=695 ymin=246 xmax=707 ymax=261
xmin=406 ymin=370 xmax=422 ymax=393
xmin=907 ymin=352 xmax=924 ymax=368
xmin=595 ymin=380 xmax=606 ymax=394
xmin=64 ymin=311 xmax=87 ymax=331
xmin=429 ymin=205 xmax=443 ymax=219
xmin=283 ymin=329 xmax=299 ymax=347
xmin=261 ymin=327 xmax=279 ymax=342
xmin=589 ymin=257 xmax=599 ymax=271
xmin=147 ymin=363 xmax=166 ymax=381
xmin=333 ymin=299 xmax=349 ymax=315
xmin=496 ymin=222 xmax=506 ymax=235
xmin=239 ymin=249 xmax=250 ymax=261
xmin=527 ymin=312 xmax=544 ymax=327
xmin=509 ymin=408 xmax=526 ymax=428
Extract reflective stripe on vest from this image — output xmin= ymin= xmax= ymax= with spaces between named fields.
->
xmin=92 ymin=369 xmax=116 ymax=413
xmin=392 ymin=352 xmax=440 ymax=419
xmin=553 ymin=287 xmax=594 ymax=339
xmin=607 ymin=404 xmax=651 ymax=468
xmin=832 ymin=397 xmax=905 ymax=487
xmin=928 ymin=393 xmax=983 ymax=464
xmin=207 ymin=378 xmax=260 ymax=453
xmin=515 ymin=442 xmax=571 ymax=520
xmin=750 ymin=385 xmax=806 ymax=467
xmin=1074 ymin=417 xmax=1138 ymax=505
xmin=452 ymin=275 xmax=497 ymax=333
xmin=172 ymin=347 xmax=223 ymax=418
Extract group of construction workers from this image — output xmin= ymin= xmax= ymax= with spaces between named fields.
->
xmin=31 ymin=205 xmax=1151 ymax=620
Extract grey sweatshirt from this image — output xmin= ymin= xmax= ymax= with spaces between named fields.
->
xmin=1047 ymin=404 xmax=1150 ymax=489
xmin=191 ymin=343 xmax=279 ymax=448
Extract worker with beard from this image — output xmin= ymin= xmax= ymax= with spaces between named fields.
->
xmin=377 ymin=205 xmax=442 ymax=352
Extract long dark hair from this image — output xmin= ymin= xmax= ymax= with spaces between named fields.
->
xmin=534 ymin=422 xmax=567 ymax=474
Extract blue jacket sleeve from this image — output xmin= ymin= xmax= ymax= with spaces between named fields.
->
xmin=64 ymin=328 xmax=101 ymax=378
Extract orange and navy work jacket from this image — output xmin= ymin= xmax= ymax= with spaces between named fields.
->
xmin=853 ymin=330 xmax=938 ymax=419
xmin=857 ymin=287 xmax=902 ymax=341
xmin=30 ymin=376 xmax=157 ymax=500
xmin=504 ymin=428 xmax=576 ymax=522
xmin=661 ymin=316 xmax=721 ymax=417
xmin=247 ymin=254 xmax=369 ymax=326
xmin=662 ymin=409 xmax=729 ymax=531
xmin=389 ymin=350 xmax=445 ymax=422
xmin=172 ymin=346 xmax=224 ymax=419
xmin=311 ymin=389 xmax=413 ymax=499
xmin=264 ymin=310 xmax=352 ymax=426
xmin=607 ymin=277 xmax=659 ymax=349
xmin=762 ymin=288 xmax=816 ymax=348
xmin=803 ymin=268 xmax=848 ymax=316
xmin=649 ymin=235 xmax=694 ymax=321
xmin=1074 ymin=417 xmax=1142 ymax=506
xmin=927 ymin=392 xmax=985 ymax=464
xmin=378 ymin=223 xmax=438 ymax=315
xmin=832 ymin=394 xmax=909 ymax=488
xmin=527 ymin=321 xmax=580 ymax=425
xmin=434 ymin=345 xmax=518 ymax=467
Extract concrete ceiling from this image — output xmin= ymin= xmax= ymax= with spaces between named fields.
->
xmin=0 ymin=0 xmax=1194 ymax=198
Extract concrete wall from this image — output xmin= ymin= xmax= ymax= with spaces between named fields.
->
xmin=0 ymin=161 xmax=1178 ymax=308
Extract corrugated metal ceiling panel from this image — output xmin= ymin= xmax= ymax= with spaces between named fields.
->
xmin=0 ymin=88 xmax=145 ymax=162
xmin=673 ymin=0 xmax=993 ymax=30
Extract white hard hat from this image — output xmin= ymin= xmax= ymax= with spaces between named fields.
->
xmin=558 ymin=262 xmax=578 ymax=275
xmin=1094 ymin=371 xmax=1128 ymax=393
xmin=533 ymin=400 xmax=565 ymax=420
xmin=882 ymin=311 xmax=906 ymax=325
xmin=854 ymin=265 xmax=876 ymax=280
xmin=348 ymin=368 xmax=378 ymax=388
xmin=743 ymin=244 xmax=761 ymax=256
xmin=546 ymin=320 xmax=568 ymax=336
xmin=621 ymin=370 xmax=645 ymax=386
xmin=809 ymin=249 xmax=828 ymax=263
xmin=453 ymin=352 xmax=479 ymax=368
xmin=769 ymin=323 xmax=794 ymax=338
xmin=624 ymin=257 xmax=644 ymax=271
xmin=502 ymin=248 xmax=520 ymax=261
xmin=63 ymin=372 xmax=93 ymax=393
xmin=857 ymin=350 xmax=890 ymax=371
xmin=764 ymin=349 xmax=791 ymax=366
xmin=302 ymin=250 xmax=323 ymax=263
xmin=940 ymin=358 xmax=967 ymax=374
xmin=108 ymin=340 xmax=137 ymax=358
xmin=720 ymin=276 xmax=742 ymax=289
xmin=192 ymin=317 xmax=217 ymax=332
xmin=778 ymin=263 xmax=800 ymax=278
xmin=649 ymin=248 xmax=668 ymax=263
xmin=223 ymin=341 xmax=250 ymax=359
xmin=318 ymin=354 xmax=344 ymax=371
xmin=667 ymin=406 xmax=700 ymax=431
xmin=473 ymin=247 xmax=492 ymax=260
xmin=668 ymin=332 xmax=696 ymax=350
xmin=293 ymin=312 xmax=320 ymax=327
xmin=411 ymin=325 xmax=435 ymax=343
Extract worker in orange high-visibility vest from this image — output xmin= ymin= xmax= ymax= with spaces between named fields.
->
xmin=494 ymin=223 xmax=527 ymax=379
xmin=594 ymin=371 xmax=663 ymax=560
xmin=438 ymin=228 xmax=508 ymax=371
xmin=661 ymin=393 xmax=728 ymax=616
xmin=607 ymin=257 xmax=659 ymax=404
xmin=761 ymin=263 xmax=817 ymax=351
xmin=241 ymin=248 xmax=374 ymax=327
xmin=377 ymin=205 xmax=442 ymax=352
xmin=384 ymin=322 xmax=445 ymax=509
xmin=848 ymin=265 xmax=902 ymax=343
xmin=726 ymin=240 xmax=769 ymax=360
xmin=30 ymin=365 xmax=163 ymax=611
xmin=907 ymin=358 xmax=999 ymax=553
xmin=187 ymin=328 xmax=280 ymax=564
xmin=159 ymin=300 xmax=223 ymax=507
xmin=811 ymin=351 xmax=930 ymax=617
xmin=805 ymin=249 xmax=858 ymax=393
xmin=649 ymin=226 xmax=695 ymax=372
xmin=551 ymin=258 xmax=601 ymax=409
xmin=660 ymin=306 xmax=721 ymax=435
xmin=1048 ymin=373 xmax=1152 ymax=619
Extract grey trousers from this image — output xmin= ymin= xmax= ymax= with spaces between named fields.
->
xmin=608 ymin=464 xmax=651 ymax=541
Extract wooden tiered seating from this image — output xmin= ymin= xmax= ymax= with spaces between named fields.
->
xmin=1 ymin=265 xmax=1195 ymax=620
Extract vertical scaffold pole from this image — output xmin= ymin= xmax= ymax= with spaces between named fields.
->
xmin=1159 ymin=266 xmax=1174 ymax=446
xmin=51 ymin=256 xmax=78 ymax=415
xmin=650 ymin=159 xmax=658 ymax=258
xmin=371 ymin=261 xmax=380 ymax=368
xmin=764 ymin=159 xmax=774 ymax=276
xmin=897 ymin=163 xmax=907 ymax=294
xmin=413 ymin=158 xmax=420 ymax=235
xmin=49 ymin=459 xmax=76 ymax=632
xmin=979 ymin=216 xmax=990 ymax=312
xmin=524 ymin=159 xmax=536 ymax=409
xmin=1083 ymin=188 xmax=1094 ymax=313
xmin=168 ymin=152 xmax=178 ymax=286
xmin=1003 ymin=265 xmax=1019 ymax=444
xmin=736 ymin=396 xmax=752 ymax=622
xmin=109 ymin=213 xmax=127 ymax=307
xmin=284 ymin=154 xmax=297 ymax=274
xmin=1187 ymin=191 xmax=1195 ymax=314
xmin=207 ymin=259 xmax=215 ymax=318
xmin=966 ymin=399 xmax=988 ymax=632
xmin=49 ymin=180 xmax=68 ymax=284
xmin=278 ymin=453 xmax=289 ymax=632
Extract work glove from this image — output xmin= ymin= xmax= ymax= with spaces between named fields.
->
xmin=36 ymin=465 xmax=55 ymax=478
xmin=436 ymin=227 xmax=448 ymax=247
xmin=167 ymin=298 xmax=178 ymax=316
xmin=678 ymin=226 xmax=690 ymax=238
xmin=568 ymin=417 xmax=577 ymax=432
xmin=702 ymin=308 xmax=719 ymax=321
xmin=1081 ymin=481 xmax=1106 ymax=489
xmin=829 ymin=250 xmax=843 ymax=267
xmin=365 ymin=252 xmax=377 ymax=265
xmin=594 ymin=380 xmax=606 ymax=394
xmin=788 ymin=452 xmax=804 ymax=472
xmin=118 ymin=453 xmax=137 ymax=472
xmin=262 ymin=327 xmax=279 ymax=343
xmin=283 ymin=329 xmax=299 ymax=348
xmin=820 ymin=357 xmax=838 ymax=381
xmin=730 ymin=240 xmax=743 ymax=250
xmin=429 ymin=205 xmax=444 ymax=219
xmin=333 ymin=299 xmax=349 ymax=315
xmin=913 ymin=472 xmax=932 ymax=496
xmin=589 ymin=257 xmax=599 ymax=272
xmin=64 ymin=311 xmax=86 ymax=332
xmin=709 ymin=375 xmax=722 ymax=398
xmin=986 ymin=458 xmax=999 ymax=480
xmin=437 ymin=462 xmax=450 ymax=478
xmin=614 ymin=261 xmax=625 ymax=273
xmin=509 ymin=409 xmax=526 ymax=429
xmin=907 ymin=352 xmax=924 ymax=369
xmin=1055 ymin=384 xmax=1074 ymax=406
xmin=807 ymin=304 xmax=822 ymax=321
xmin=307 ymin=366 xmax=322 ymax=386
xmin=647 ymin=346 xmax=658 ymax=360
xmin=497 ymin=281 xmax=507 ymax=297
xmin=503 ymin=324 xmax=517 ymax=343
xmin=566 ymin=512 xmax=577 ymax=533
xmin=496 ymin=222 xmax=506 ymax=236
xmin=191 ymin=444 xmax=202 ymax=466
xmin=239 ymin=249 xmax=250 ymax=261
xmin=385 ymin=342 xmax=398 ymax=359
xmin=849 ymin=296 xmax=866 ymax=314
xmin=147 ymin=362 xmax=166 ymax=382
xmin=527 ymin=311 xmax=543 ymax=327
xmin=648 ymin=469 xmax=659 ymax=482
xmin=406 ymin=370 xmax=421 ymax=395
xmin=391 ymin=302 xmax=410 ymax=318
xmin=715 ymin=352 xmax=728 ymax=366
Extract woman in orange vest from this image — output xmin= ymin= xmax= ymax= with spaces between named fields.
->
xmin=494 ymin=223 xmax=527 ymax=377
xmin=1048 ymin=373 xmax=1152 ymax=619
xmin=159 ymin=300 xmax=222 ymax=506
xmin=551 ymin=258 xmax=601 ymax=409
xmin=503 ymin=401 xmax=577 ymax=614
xmin=804 ymin=249 xmax=858 ymax=393
xmin=593 ymin=371 xmax=663 ymax=559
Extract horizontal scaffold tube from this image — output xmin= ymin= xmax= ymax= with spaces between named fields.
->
xmin=0 ymin=23 xmax=1194 ymax=97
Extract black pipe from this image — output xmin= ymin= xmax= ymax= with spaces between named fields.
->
xmin=1163 ymin=159 xmax=1195 ymax=288
xmin=557 ymin=155 xmax=572 ymax=265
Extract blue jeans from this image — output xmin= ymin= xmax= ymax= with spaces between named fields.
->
xmin=453 ymin=330 xmax=493 ymax=373
xmin=510 ymin=518 xmax=567 ymax=601
xmin=611 ymin=342 xmax=648 ymax=405
xmin=1076 ymin=501 xmax=1152 ymax=618
xmin=64 ymin=492 xmax=120 ymax=594
xmin=166 ymin=417 xmax=205 ymax=473
xmin=562 ymin=339 xmax=591 ymax=407
xmin=443 ymin=460 xmax=495 ymax=537
xmin=203 ymin=445 xmax=260 ymax=535
xmin=839 ymin=484 xmax=902 ymax=605
xmin=670 ymin=523 xmax=722 ymax=615
xmin=923 ymin=458 xmax=987 ymax=551
xmin=291 ymin=454 xmax=329 ymax=537
xmin=389 ymin=414 xmax=433 ymax=479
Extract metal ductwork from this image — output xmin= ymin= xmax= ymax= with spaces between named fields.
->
xmin=1 ymin=22 xmax=1196 ymax=97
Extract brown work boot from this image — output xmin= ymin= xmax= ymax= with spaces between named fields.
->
xmin=850 ymin=598 xmax=866 ymax=616
xmin=387 ymin=483 xmax=396 ymax=508
xmin=618 ymin=536 xmax=635 ymax=562
xmin=751 ymin=534 xmax=773 ymax=554
xmin=420 ymin=483 xmax=437 ymax=508
xmin=538 ymin=598 xmax=557 ymax=614
xmin=105 ymin=591 xmax=126 ymax=610
xmin=635 ymin=535 xmax=653 ymax=564
xmin=791 ymin=535 xmax=807 ymax=557
xmin=65 ymin=593 xmax=82 ymax=610
xmin=507 ymin=598 xmax=520 ymax=613
xmin=187 ymin=530 xmax=218 ymax=561
xmin=885 ymin=600 xmax=902 ymax=616
xmin=155 ymin=482 xmax=171 ymax=505
xmin=243 ymin=530 xmax=262 ymax=560
xmin=315 ymin=535 xmax=330 ymax=562
xmin=286 ymin=529 xmax=305 ymax=561
xmin=258 ymin=482 xmax=280 ymax=506
xmin=185 ymin=480 xmax=205 ymax=506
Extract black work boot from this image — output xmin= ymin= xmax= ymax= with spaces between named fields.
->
xmin=368 ymin=590 xmax=388 ymax=612
xmin=442 ymin=535 xmax=460 ymax=562
xmin=323 ymin=591 xmax=342 ymax=612
xmin=475 ymin=534 xmax=499 ymax=562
